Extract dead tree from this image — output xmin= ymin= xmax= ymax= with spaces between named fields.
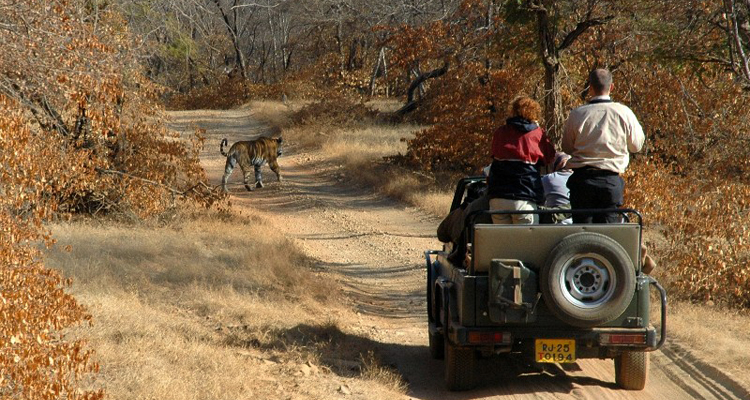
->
xmin=724 ymin=0 xmax=750 ymax=87
xmin=394 ymin=60 xmax=449 ymax=116
xmin=212 ymin=0 xmax=250 ymax=79
xmin=369 ymin=47 xmax=389 ymax=96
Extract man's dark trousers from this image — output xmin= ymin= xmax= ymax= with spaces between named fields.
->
xmin=567 ymin=167 xmax=624 ymax=223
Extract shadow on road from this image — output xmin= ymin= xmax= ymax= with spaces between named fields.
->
xmin=227 ymin=322 xmax=617 ymax=399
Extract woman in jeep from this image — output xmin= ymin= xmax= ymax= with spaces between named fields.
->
xmin=487 ymin=96 xmax=556 ymax=224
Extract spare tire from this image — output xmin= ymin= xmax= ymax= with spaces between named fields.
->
xmin=541 ymin=232 xmax=636 ymax=328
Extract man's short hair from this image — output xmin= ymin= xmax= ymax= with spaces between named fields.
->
xmin=589 ymin=69 xmax=613 ymax=94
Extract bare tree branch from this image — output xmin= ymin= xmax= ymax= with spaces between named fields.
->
xmin=557 ymin=15 xmax=614 ymax=52
xmin=725 ymin=0 xmax=750 ymax=84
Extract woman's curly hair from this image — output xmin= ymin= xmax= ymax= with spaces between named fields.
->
xmin=510 ymin=96 xmax=541 ymax=122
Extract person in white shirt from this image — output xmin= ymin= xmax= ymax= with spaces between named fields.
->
xmin=561 ymin=68 xmax=645 ymax=223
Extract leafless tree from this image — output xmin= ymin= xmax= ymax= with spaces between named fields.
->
xmin=723 ymin=0 xmax=750 ymax=86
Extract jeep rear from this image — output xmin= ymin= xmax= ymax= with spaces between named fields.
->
xmin=426 ymin=177 xmax=667 ymax=391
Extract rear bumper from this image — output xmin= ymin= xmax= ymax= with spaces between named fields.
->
xmin=453 ymin=322 xmax=654 ymax=346
xmin=436 ymin=322 xmax=659 ymax=359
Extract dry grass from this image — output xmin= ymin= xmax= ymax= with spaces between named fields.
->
xmin=359 ymin=351 xmax=409 ymax=394
xmin=241 ymin=100 xmax=308 ymax=130
xmin=365 ymin=98 xmax=404 ymax=114
xmin=666 ymin=301 xmax=750 ymax=387
xmin=44 ymin=209 xmax=408 ymax=400
xmin=319 ymin=124 xmax=454 ymax=216
xmin=285 ymin=117 xmax=454 ymax=217
xmin=50 ymin=211 xmax=328 ymax=302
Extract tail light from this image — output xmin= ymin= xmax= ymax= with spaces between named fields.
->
xmin=600 ymin=333 xmax=646 ymax=345
xmin=468 ymin=331 xmax=511 ymax=345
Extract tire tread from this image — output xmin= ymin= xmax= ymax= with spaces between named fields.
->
xmin=615 ymin=351 xmax=649 ymax=390
xmin=444 ymin=340 xmax=475 ymax=391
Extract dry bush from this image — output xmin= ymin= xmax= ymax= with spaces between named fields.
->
xmin=0 ymin=101 xmax=101 ymax=399
xmin=617 ymin=65 xmax=750 ymax=308
xmin=290 ymin=96 xmax=379 ymax=127
xmin=166 ymin=77 xmax=288 ymax=111
xmin=628 ymin=162 xmax=750 ymax=308
xmin=382 ymin=0 xmax=536 ymax=173
xmin=398 ymin=65 xmax=529 ymax=173
xmin=359 ymin=351 xmax=408 ymax=394
xmin=0 ymin=2 xmax=222 ymax=397
xmin=1 ymin=0 xmax=217 ymax=218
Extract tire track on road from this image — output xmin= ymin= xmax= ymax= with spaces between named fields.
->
xmin=171 ymin=108 xmax=750 ymax=400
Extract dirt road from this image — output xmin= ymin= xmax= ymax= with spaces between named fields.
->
xmin=169 ymin=108 xmax=750 ymax=400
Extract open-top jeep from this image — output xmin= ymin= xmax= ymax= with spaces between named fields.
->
xmin=426 ymin=177 xmax=667 ymax=391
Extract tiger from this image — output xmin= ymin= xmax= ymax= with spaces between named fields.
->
xmin=220 ymin=135 xmax=283 ymax=192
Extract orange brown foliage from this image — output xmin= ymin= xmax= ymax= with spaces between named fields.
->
xmin=0 ymin=1 xmax=220 ymax=397
xmin=0 ymin=99 xmax=101 ymax=399
xmin=623 ymin=65 xmax=750 ymax=307
xmin=379 ymin=0 xmax=750 ymax=306
xmin=385 ymin=0 xmax=537 ymax=173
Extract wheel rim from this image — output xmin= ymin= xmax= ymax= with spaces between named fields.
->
xmin=559 ymin=252 xmax=617 ymax=308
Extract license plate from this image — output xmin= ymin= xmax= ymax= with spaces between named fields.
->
xmin=535 ymin=339 xmax=576 ymax=363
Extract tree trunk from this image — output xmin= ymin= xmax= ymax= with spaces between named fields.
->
xmin=335 ymin=20 xmax=345 ymax=74
xmin=266 ymin=2 xmax=279 ymax=81
xmin=542 ymin=62 xmax=564 ymax=143
xmin=213 ymin=0 xmax=247 ymax=79
xmin=726 ymin=0 xmax=750 ymax=85
xmin=369 ymin=47 xmax=387 ymax=96
xmin=394 ymin=61 xmax=449 ymax=116
xmin=536 ymin=3 xmax=563 ymax=142
xmin=531 ymin=0 xmax=613 ymax=143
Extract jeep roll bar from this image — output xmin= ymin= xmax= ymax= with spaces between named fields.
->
xmin=463 ymin=208 xmax=644 ymax=253
xmin=465 ymin=208 xmax=644 ymax=228
xmin=449 ymin=176 xmax=486 ymax=212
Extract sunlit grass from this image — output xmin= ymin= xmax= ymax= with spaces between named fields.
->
xmin=44 ymin=209 xmax=413 ymax=399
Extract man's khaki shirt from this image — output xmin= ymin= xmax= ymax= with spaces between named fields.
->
xmin=561 ymin=96 xmax=645 ymax=174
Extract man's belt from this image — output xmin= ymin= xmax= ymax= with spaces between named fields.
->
xmin=572 ymin=166 xmax=619 ymax=176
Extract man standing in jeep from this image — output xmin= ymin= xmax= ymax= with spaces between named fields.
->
xmin=562 ymin=68 xmax=645 ymax=223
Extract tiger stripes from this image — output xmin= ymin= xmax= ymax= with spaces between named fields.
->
xmin=220 ymin=136 xmax=283 ymax=192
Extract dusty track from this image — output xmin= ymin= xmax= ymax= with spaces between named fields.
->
xmin=169 ymin=108 xmax=750 ymax=400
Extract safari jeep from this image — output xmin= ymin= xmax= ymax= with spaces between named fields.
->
xmin=426 ymin=177 xmax=667 ymax=391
